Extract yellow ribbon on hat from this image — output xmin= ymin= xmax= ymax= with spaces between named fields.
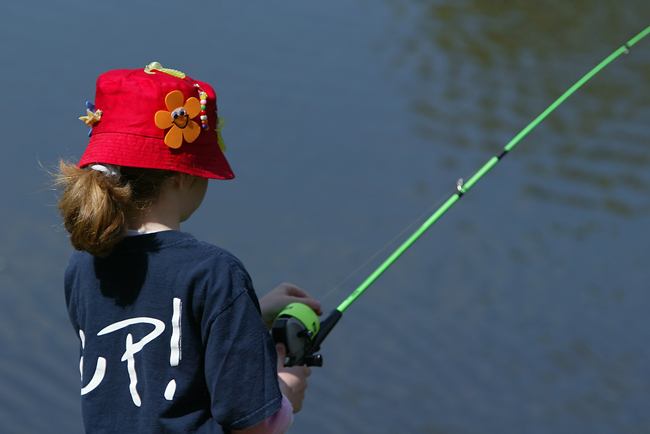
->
xmin=216 ymin=117 xmax=226 ymax=152
xmin=144 ymin=62 xmax=186 ymax=79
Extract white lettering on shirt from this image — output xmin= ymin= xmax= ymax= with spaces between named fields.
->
xmin=98 ymin=317 xmax=165 ymax=407
xmin=79 ymin=330 xmax=107 ymax=396
xmin=166 ymin=297 xmax=182 ymax=401
xmin=170 ymin=297 xmax=182 ymax=366
xmin=78 ymin=299 xmax=183 ymax=405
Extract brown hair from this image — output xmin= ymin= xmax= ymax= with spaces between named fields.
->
xmin=55 ymin=161 xmax=175 ymax=257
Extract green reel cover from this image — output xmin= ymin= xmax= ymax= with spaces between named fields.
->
xmin=276 ymin=302 xmax=320 ymax=338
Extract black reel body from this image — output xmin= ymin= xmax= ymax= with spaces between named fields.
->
xmin=272 ymin=303 xmax=342 ymax=367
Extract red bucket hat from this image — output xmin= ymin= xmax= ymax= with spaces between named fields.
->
xmin=78 ymin=62 xmax=234 ymax=179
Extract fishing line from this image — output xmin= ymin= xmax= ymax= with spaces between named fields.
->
xmin=273 ymin=25 xmax=650 ymax=367
xmin=319 ymin=186 xmax=458 ymax=303
xmin=335 ymin=24 xmax=650 ymax=314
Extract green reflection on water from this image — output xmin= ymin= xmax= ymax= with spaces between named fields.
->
xmin=385 ymin=0 xmax=650 ymax=216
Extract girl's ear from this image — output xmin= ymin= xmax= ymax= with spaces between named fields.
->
xmin=174 ymin=173 xmax=203 ymax=194
xmin=169 ymin=172 xmax=189 ymax=190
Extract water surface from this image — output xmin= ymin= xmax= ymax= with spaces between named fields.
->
xmin=1 ymin=1 xmax=649 ymax=433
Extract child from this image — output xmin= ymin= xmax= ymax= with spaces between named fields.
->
xmin=56 ymin=64 xmax=322 ymax=433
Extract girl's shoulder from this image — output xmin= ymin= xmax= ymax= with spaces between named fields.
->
xmin=66 ymin=230 xmax=253 ymax=296
xmin=65 ymin=230 xmax=259 ymax=324
xmin=157 ymin=232 xmax=251 ymax=282
xmin=107 ymin=230 xmax=245 ymax=268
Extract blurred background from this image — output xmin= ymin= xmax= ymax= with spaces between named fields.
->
xmin=1 ymin=1 xmax=649 ymax=433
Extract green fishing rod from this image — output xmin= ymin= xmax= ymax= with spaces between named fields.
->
xmin=273 ymin=25 xmax=650 ymax=367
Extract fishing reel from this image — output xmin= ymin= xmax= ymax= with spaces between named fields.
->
xmin=272 ymin=302 xmax=342 ymax=367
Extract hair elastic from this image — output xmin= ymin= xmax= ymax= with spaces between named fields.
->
xmin=90 ymin=164 xmax=121 ymax=179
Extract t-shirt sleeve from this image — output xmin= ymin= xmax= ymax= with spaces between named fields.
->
xmin=203 ymin=270 xmax=282 ymax=430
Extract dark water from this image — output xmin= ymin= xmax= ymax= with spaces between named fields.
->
xmin=1 ymin=1 xmax=649 ymax=433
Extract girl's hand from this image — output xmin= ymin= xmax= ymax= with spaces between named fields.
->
xmin=259 ymin=283 xmax=322 ymax=329
xmin=276 ymin=343 xmax=311 ymax=413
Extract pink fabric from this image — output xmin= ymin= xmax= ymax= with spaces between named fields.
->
xmin=230 ymin=396 xmax=293 ymax=434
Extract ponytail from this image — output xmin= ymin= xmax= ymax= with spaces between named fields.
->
xmin=55 ymin=161 xmax=175 ymax=257
xmin=56 ymin=161 xmax=130 ymax=257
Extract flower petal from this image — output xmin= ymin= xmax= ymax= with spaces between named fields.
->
xmin=183 ymin=120 xmax=201 ymax=143
xmin=165 ymin=90 xmax=185 ymax=112
xmin=164 ymin=125 xmax=184 ymax=149
xmin=184 ymin=97 xmax=201 ymax=119
xmin=155 ymin=110 xmax=173 ymax=129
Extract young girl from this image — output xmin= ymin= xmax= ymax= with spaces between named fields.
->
xmin=56 ymin=64 xmax=322 ymax=433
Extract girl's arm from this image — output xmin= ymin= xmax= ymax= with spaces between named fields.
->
xmin=228 ymin=283 xmax=316 ymax=434
xmin=228 ymin=343 xmax=310 ymax=434
xmin=228 ymin=395 xmax=293 ymax=434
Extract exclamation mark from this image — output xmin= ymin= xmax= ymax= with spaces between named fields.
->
xmin=165 ymin=297 xmax=182 ymax=400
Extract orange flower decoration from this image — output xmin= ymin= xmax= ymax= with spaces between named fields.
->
xmin=154 ymin=90 xmax=202 ymax=149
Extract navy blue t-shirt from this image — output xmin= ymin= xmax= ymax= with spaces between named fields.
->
xmin=64 ymin=231 xmax=282 ymax=433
